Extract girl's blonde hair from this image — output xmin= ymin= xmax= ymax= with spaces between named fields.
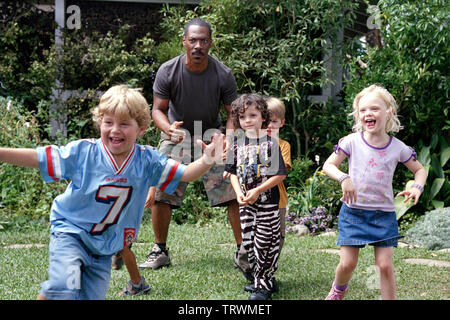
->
xmin=350 ymin=84 xmax=403 ymax=133
xmin=91 ymin=84 xmax=150 ymax=129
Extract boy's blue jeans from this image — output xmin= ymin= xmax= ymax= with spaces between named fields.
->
xmin=40 ymin=232 xmax=112 ymax=300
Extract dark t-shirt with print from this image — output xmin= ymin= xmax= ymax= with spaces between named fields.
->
xmin=225 ymin=135 xmax=287 ymax=205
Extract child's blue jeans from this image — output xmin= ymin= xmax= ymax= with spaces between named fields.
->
xmin=40 ymin=231 xmax=112 ymax=300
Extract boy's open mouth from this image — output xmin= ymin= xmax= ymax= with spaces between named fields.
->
xmin=110 ymin=137 xmax=124 ymax=145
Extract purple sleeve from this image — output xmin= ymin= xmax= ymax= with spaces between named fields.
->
xmin=400 ymin=146 xmax=417 ymax=163
xmin=334 ymin=136 xmax=350 ymax=157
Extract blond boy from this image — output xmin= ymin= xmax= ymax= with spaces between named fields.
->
xmin=266 ymin=96 xmax=292 ymax=250
xmin=0 ymin=84 xmax=224 ymax=299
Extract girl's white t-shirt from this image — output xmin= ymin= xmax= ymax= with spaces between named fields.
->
xmin=335 ymin=132 xmax=416 ymax=212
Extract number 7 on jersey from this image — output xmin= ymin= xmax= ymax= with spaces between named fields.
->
xmin=91 ymin=185 xmax=133 ymax=234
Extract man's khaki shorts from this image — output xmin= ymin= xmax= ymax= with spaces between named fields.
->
xmin=155 ymin=138 xmax=236 ymax=208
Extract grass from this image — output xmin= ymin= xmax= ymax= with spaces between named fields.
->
xmin=0 ymin=215 xmax=449 ymax=300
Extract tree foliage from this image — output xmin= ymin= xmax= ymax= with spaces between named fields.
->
xmin=0 ymin=1 xmax=54 ymax=106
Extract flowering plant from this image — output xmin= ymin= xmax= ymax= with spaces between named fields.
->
xmin=286 ymin=206 xmax=336 ymax=235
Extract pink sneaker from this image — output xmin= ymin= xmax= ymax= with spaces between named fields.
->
xmin=325 ymin=283 xmax=348 ymax=300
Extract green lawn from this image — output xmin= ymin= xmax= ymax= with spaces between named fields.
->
xmin=0 ymin=217 xmax=449 ymax=300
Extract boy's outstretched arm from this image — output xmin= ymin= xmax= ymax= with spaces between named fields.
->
xmin=0 ymin=148 xmax=39 ymax=168
xmin=180 ymin=133 xmax=225 ymax=182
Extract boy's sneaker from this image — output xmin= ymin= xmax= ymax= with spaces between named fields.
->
xmin=325 ymin=283 xmax=348 ymax=300
xmin=244 ymin=278 xmax=278 ymax=293
xmin=139 ymin=245 xmax=171 ymax=270
xmin=249 ymin=288 xmax=272 ymax=300
xmin=119 ymin=276 xmax=151 ymax=296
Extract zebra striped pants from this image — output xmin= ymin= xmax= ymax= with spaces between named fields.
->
xmin=240 ymin=202 xmax=281 ymax=291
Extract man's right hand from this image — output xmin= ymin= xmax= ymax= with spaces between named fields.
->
xmin=168 ymin=121 xmax=186 ymax=143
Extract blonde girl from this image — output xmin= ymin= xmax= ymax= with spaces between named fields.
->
xmin=323 ymin=84 xmax=427 ymax=300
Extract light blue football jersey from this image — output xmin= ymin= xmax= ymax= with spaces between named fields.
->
xmin=37 ymin=138 xmax=186 ymax=255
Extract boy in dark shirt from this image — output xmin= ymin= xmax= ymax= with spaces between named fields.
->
xmin=224 ymin=94 xmax=287 ymax=300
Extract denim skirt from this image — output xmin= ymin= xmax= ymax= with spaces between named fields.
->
xmin=336 ymin=203 xmax=403 ymax=248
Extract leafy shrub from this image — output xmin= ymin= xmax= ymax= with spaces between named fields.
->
xmin=395 ymin=139 xmax=449 ymax=226
xmin=288 ymin=168 xmax=322 ymax=214
xmin=172 ymin=179 xmax=226 ymax=225
xmin=23 ymin=25 xmax=165 ymax=145
xmin=405 ymin=207 xmax=450 ymax=250
xmin=60 ymin=26 xmax=157 ymax=94
xmin=0 ymin=97 xmax=65 ymax=225
xmin=0 ymin=2 xmax=54 ymax=107
xmin=286 ymin=163 xmax=340 ymax=235
xmin=415 ymin=135 xmax=450 ymax=210
xmin=285 ymin=156 xmax=314 ymax=189
xmin=287 ymin=162 xmax=342 ymax=217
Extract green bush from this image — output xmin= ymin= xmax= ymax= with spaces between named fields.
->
xmin=285 ymin=155 xmax=349 ymax=235
xmin=395 ymin=134 xmax=450 ymax=222
xmin=172 ymin=179 xmax=227 ymax=225
xmin=1 ymin=9 xmax=163 ymax=143
xmin=0 ymin=97 xmax=65 ymax=226
xmin=405 ymin=207 xmax=450 ymax=250
xmin=343 ymin=0 xmax=449 ymax=161
xmin=285 ymin=156 xmax=314 ymax=188
xmin=287 ymin=158 xmax=343 ymax=217
xmin=0 ymin=2 xmax=54 ymax=107
xmin=30 ymin=25 xmax=159 ymax=134
xmin=58 ymin=26 xmax=157 ymax=95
